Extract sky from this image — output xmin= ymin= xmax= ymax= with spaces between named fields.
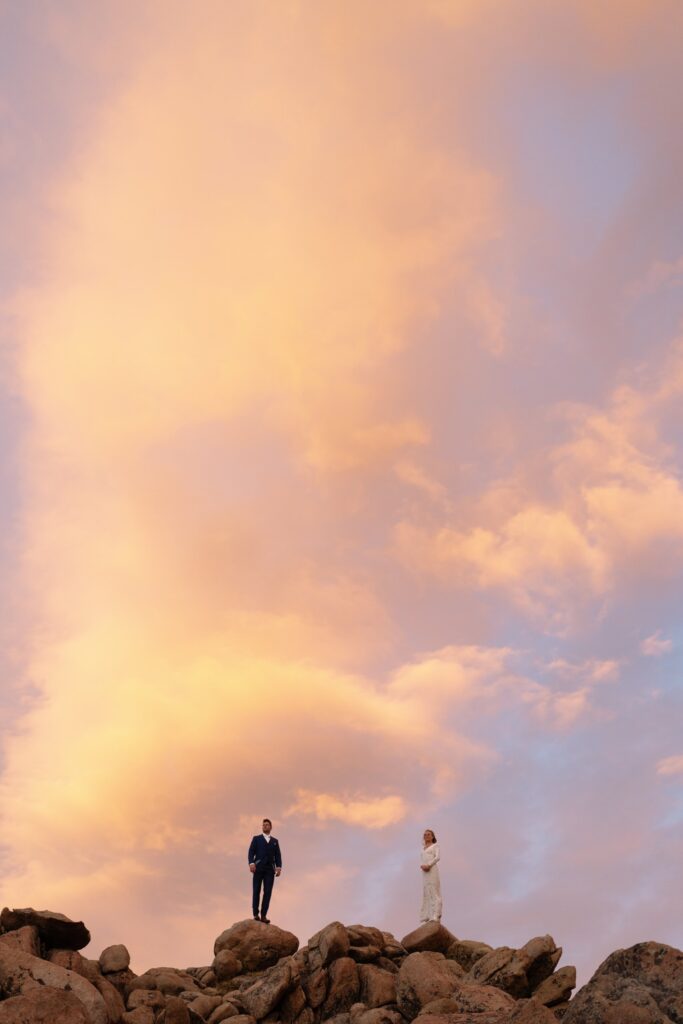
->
xmin=1 ymin=0 xmax=682 ymax=990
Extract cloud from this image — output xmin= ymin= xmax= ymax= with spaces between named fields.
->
xmin=285 ymin=791 xmax=407 ymax=829
xmin=2 ymin=0 xmax=683 ymax=980
xmin=394 ymin=333 xmax=683 ymax=631
xmin=641 ymin=632 xmax=673 ymax=657
xmin=656 ymin=755 xmax=683 ymax=777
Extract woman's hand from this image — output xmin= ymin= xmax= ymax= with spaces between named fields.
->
xmin=421 ymin=864 xmax=430 ymax=871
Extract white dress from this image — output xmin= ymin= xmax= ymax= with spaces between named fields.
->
xmin=420 ymin=842 xmax=442 ymax=923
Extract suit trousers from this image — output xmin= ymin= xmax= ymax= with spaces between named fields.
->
xmin=252 ymin=868 xmax=275 ymax=916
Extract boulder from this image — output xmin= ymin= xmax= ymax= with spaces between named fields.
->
xmin=47 ymin=951 xmax=126 ymax=1021
xmin=352 ymin=1009 xmax=403 ymax=1024
xmin=214 ymin=921 xmax=298 ymax=972
xmin=348 ymin=945 xmax=382 ymax=964
xmin=208 ymin=1006 xmax=241 ymax=1024
xmin=100 ymin=946 xmax=131 ymax=974
xmin=423 ymin=980 xmax=514 ymax=1015
xmin=446 ymin=940 xmax=493 ymax=972
xmin=0 ymin=907 xmax=90 ymax=950
xmin=126 ymin=989 xmax=167 ymax=1012
xmin=322 ymin=957 xmax=361 ymax=1018
xmin=213 ymin=949 xmax=243 ymax=983
xmin=397 ymin=952 xmax=463 ymax=1018
xmin=0 ymin=987 xmax=90 ymax=1023
xmin=531 ymin=966 xmax=576 ymax=1007
xmin=279 ymin=984 xmax=307 ymax=1023
xmin=161 ymin=998 xmax=191 ymax=1024
xmin=188 ymin=994 xmax=223 ymax=1018
xmin=0 ymin=927 xmax=40 ymax=957
xmin=305 ymin=964 xmax=330 ymax=1007
xmin=562 ymin=941 xmax=683 ymax=1024
xmin=402 ymin=924 xmax=457 ymax=956
xmin=521 ymin=937 xmax=562 ymax=991
xmin=133 ymin=967 xmax=200 ymax=995
xmin=470 ymin=937 xmax=561 ymax=999
xmin=121 ymin=1011 xmax=155 ymax=1024
xmin=381 ymin=935 xmax=406 ymax=960
xmin=358 ymin=964 xmax=397 ymax=1008
xmin=309 ymin=923 xmax=350 ymax=969
xmin=348 ymin=928 xmax=386 ymax=950
xmin=241 ymin=958 xmax=300 ymax=1020
xmin=416 ymin=1014 xmax=504 ymax=1024
xmin=48 ymin=949 xmax=87 ymax=972
xmin=0 ymin=944 xmax=108 ymax=1024
xmin=508 ymin=1001 xmax=559 ymax=1021
xmin=102 ymin=967 xmax=137 ymax=998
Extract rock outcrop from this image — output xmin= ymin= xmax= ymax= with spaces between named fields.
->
xmin=1 ymin=904 xmax=681 ymax=1023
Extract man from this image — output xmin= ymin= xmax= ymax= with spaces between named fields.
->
xmin=248 ymin=818 xmax=282 ymax=923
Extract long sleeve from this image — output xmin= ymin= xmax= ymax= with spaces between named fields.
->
xmin=425 ymin=843 xmax=440 ymax=866
xmin=274 ymin=842 xmax=282 ymax=869
xmin=248 ymin=836 xmax=258 ymax=864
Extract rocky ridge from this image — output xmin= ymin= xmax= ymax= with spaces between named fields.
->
xmin=0 ymin=908 xmax=681 ymax=1024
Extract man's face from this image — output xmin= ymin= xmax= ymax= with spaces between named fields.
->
xmin=262 ymin=820 xmax=272 ymax=834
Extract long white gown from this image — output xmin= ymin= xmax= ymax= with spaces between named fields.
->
xmin=420 ymin=841 xmax=442 ymax=923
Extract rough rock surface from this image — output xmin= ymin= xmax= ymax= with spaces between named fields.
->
xmin=532 ymin=965 xmax=576 ymax=1007
xmin=446 ymin=939 xmax=493 ymax=972
xmin=0 ymin=987 xmax=91 ymax=1023
xmin=563 ymin=942 xmax=683 ymax=1023
xmin=402 ymin=924 xmax=457 ymax=956
xmin=0 ymin=944 xmax=108 ymax=1024
xmin=1 ymin=905 xmax=680 ymax=1024
xmin=214 ymin=921 xmax=299 ymax=971
xmin=0 ymin=908 xmax=90 ymax=951
xmin=100 ymin=945 xmax=131 ymax=974
xmin=0 ymin=929 xmax=40 ymax=958
xmin=470 ymin=936 xmax=562 ymax=999
xmin=241 ymin=959 xmax=300 ymax=1020
xmin=397 ymin=952 xmax=464 ymax=1017
xmin=309 ymin=924 xmax=351 ymax=970
xmin=322 ymin=957 xmax=360 ymax=1018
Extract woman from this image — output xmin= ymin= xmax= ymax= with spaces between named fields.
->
xmin=420 ymin=828 xmax=442 ymax=923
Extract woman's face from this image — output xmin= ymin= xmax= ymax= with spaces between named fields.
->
xmin=423 ymin=830 xmax=434 ymax=845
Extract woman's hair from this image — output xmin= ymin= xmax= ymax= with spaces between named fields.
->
xmin=424 ymin=829 xmax=437 ymax=843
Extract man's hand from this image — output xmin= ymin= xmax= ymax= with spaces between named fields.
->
xmin=250 ymin=864 xmax=256 ymax=874
xmin=275 ymin=868 xmax=281 ymax=877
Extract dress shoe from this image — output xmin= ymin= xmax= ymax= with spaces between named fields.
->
xmin=260 ymin=914 xmax=270 ymax=923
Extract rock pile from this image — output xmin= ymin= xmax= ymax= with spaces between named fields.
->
xmin=0 ymin=907 xmax=681 ymax=1024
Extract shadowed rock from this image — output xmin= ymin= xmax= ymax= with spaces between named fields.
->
xmin=563 ymin=941 xmax=683 ymax=1023
xmin=0 ymin=908 xmax=90 ymax=951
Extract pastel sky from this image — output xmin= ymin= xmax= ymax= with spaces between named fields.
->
xmin=1 ymin=0 xmax=682 ymax=989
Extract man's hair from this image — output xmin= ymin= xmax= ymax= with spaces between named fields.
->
xmin=262 ymin=818 xmax=272 ymax=827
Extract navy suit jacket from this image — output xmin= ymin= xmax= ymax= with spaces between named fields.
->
xmin=248 ymin=834 xmax=282 ymax=871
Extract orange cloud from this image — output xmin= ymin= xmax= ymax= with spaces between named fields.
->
xmin=656 ymin=755 xmax=683 ymax=777
xmin=285 ymin=791 xmax=407 ymax=829
xmin=394 ymin=332 xmax=683 ymax=631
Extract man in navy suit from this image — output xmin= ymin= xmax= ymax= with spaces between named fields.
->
xmin=248 ymin=817 xmax=282 ymax=923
